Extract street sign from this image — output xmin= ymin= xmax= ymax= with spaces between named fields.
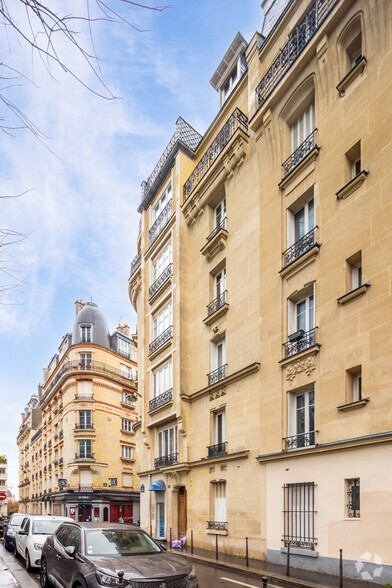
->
xmin=0 ymin=492 xmax=7 ymax=501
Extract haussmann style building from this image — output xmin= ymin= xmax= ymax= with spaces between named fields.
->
xmin=17 ymin=300 xmax=140 ymax=524
xmin=128 ymin=0 xmax=392 ymax=583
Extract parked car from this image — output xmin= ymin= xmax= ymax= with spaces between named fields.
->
xmin=0 ymin=516 xmax=7 ymax=538
xmin=15 ymin=514 xmax=74 ymax=571
xmin=40 ymin=521 xmax=200 ymax=588
xmin=3 ymin=513 xmax=27 ymax=551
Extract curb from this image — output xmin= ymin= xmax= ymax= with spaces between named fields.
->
xmin=0 ymin=544 xmax=38 ymax=588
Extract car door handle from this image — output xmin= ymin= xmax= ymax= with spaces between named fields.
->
xmin=47 ymin=545 xmax=52 ymax=550
xmin=56 ymin=554 xmax=61 ymax=560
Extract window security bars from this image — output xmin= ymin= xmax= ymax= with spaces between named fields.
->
xmin=256 ymin=0 xmax=340 ymax=110
xmin=149 ymin=388 xmax=173 ymax=412
xmin=149 ymin=325 xmax=173 ymax=356
xmin=347 ymin=479 xmax=360 ymax=518
xmin=149 ymin=199 xmax=173 ymax=246
xmin=149 ymin=264 xmax=173 ymax=299
xmin=207 ymin=216 xmax=227 ymax=242
xmin=207 ymin=291 xmax=227 ymax=317
xmin=283 ymin=228 xmax=316 ymax=267
xmin=207 ymin=521 xmax=227 ymax=531
xmin=207 ymin=442 xmax=227 ymax=458
xmin=75 ymin=422 xmax=93 ymax=430
xmin=75 ymin=452 xmax=94 ymax=460
xmin=130 ymin=250 xmax=141 ymax=277
xmin=154 ymin=453 xmax=178 ymax=468
xmin=284 ymin=431 xmax=316 ymax=450
xmin=283 ymin=482 xmax=316 ymax=549
xmin=183 ymin=108 xmax=249 ymax=201
xmin=284 ymin=327 xmax=316 ymax=358
xmin=283 ymin=129 xmax=317 ymax=178
xmin=208 ymin=364 xmax=228 ymax=386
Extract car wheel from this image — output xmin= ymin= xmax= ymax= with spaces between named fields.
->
xmin=40 ymin=558 xmax=53 ymax=588
xmin=25 ymin=550 xmax=32 ymax=572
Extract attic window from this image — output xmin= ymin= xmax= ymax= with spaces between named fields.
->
xmin=221 ymin=64 xmax=238 ymax=103
xmin=80 ymin=325 xmax=92 ymax=343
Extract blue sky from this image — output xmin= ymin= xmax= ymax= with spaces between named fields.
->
xmin=0 ymin=0 xmax=263 ymax=495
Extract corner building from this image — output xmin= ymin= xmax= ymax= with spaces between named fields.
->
xmin=129 ymin=0 xmax=392 ymax=583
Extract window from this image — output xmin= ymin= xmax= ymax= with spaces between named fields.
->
xmin=122 ymin=445 xmax=133 ymax=459
xmin=122 ymin=391 xmax=135 ymax=405
xmin=287 ymin=288 xmax=315 ymax=356
xmin=346 ymin=478 xmax=360 ymax=518
xmin=222 ymin=64 xmax=238 ymax=103
xmin=78 ymin=440 xmax=92 ymax=459
xmin=153 ymin=243 xmax=172 ymax=282
xmin=214 ymin=198 xmax=226 ymax=231
xmin=153 ymin=361 xmax=173 ymax=398
xmin=153 ymin=302 xmax=172 ymax=339
xmin=284 ymin=193 xmax=316 ymax=266
xmin=291 ymin=102 xmax=314 ymax=152
xmin=346 ymin=366 xmax=362 ymax=403
xmin=80 ymin=325 xmax=92 ymax=343
xmin=346 ymin=141 xmax=361 ymax=180
xmin=283 ymin=482 xmax=316 ymax=548
xmin=286 ymin=387 xmax=315 ymax=450
xmin=77 ymin=380 xmax=93 ymax=399
xmin=121 ymin=365 xmax=133 ymax=379
xmin=339 ymin=16 xmax=363 ymax=74
xmin=79 ymin=353 xmax=92 ymax=369
xmin=122 ymin=418 xmax=133 ymax=432
xmin=157 ymin=425 xmax=177 ymax=459
xmin=214 ymin=268 xmax=226 ymax=300
xmin=152 ymin=184 xmax=171 ymax=223
xmin=213 ymin=481 xmax=226 ymax=524
xmin=209 ymin=335 xmax=227 ymax=384
xmin=118 ymin=338 xmax=131 ymax=358
xmin=78 ymin=410 xmax=92 ymax=429
xmin=212 ymin=409 xmax=226 ymax=446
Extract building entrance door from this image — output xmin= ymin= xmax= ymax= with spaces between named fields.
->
xmin=155 ymin=492 xmax=165 ymax=539
xmin=178 ymin=487 xmax=187 ymax=538
xmin=78 ymin=504 xmax=92 ymax=522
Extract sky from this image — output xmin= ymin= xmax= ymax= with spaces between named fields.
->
xmin=0 ymin=0 xmax=263 ymax=496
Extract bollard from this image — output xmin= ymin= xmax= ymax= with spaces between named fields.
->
xmin=191 ymin=530 xmax=194 ymax=554
xmin=150 ymin=524 xmax=152 ymax=537
xmin=339 ymin=548 xmax=343 ymax=588
xmin=117 ymin=571 xmax=125 ymax=587
xmin=170 ymin=527 xmax=172 ymax=546
xmin=262 ymin=576 xmax=269 ymax=587
xmin=286 ymin=542 xmax=290 ymax=577
xmin=246 ymin=537 xmax=249 ymax=567
xmin=215 ymin=533 xmax=218 ymax=561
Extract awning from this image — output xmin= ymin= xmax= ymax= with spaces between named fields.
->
xmin=148 ymin=479 xmax=166 ymax=491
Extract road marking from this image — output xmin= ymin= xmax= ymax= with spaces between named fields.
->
xmin=219 ymin=578 xmax=279 ymax=588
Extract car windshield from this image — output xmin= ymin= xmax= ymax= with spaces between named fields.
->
xmin=84 ymin=529 xmax=162 ymax=556
xmin=33 ymin=520 xmax=64 ymax=535
xmin=10 ymin=515 xmax=25 ymax=527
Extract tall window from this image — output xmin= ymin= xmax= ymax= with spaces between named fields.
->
xmin=118 ymin=338 xmax=131 ymax=358
xmin=122 ymin=418 xmax=132 ymax=432
xmin=157 ymin=425 xmax=177 ymax=458
xmin=213 ymin=482 xmax=227 ymax=524
xmin=80 ymin=326 xmax=92 ymax=343
xmin=283 ymin=482 xmax=316 ymax=548
xmin=122 ymin=445 xmax=133 ymax=459
xmin=351 ymin=261 xmax=362 ymax=290
xmin=293 ymin=198 xmax=314 ymax=244
xmin=214 ymin=198 xmax=226 ymax=230
xmin=212 ymin=409 xmax=226 ymax=446
xmin=79 ymin=353 xmax=92 ymax=369
xmin=153 ymin=302 xmax=172 ymax=339
xmin=78 ymin=410 xmax=92 ymax=429
xmin=287 ymin=387 xmax=315 ymax=449
xmin=291 ymin=103 xmax=314 ymax=151
xmin=78 ymin=440 xmax=92 ymax=459
xmin=153 ymin=243 xmax=172 ymax=282
xmin=346 ymin=478 xmax=360 ymax=518
xmin=77 ymin=380 xmax=93 ymax=399
xmin=152 ymin=184 xmax=171 ymax=223
xmin=295 ymin=294 xmax=314 ymax=334
xmin=121 ymin=364 xmax=133 ymax=379
xmin=345 ymin=141 xmax=361 ymax=180
xmin=214 ymin=268 xmax=226 ymax=299
xmin=153 ymin=361 xmax=173 ymax=398
xmin=209 ymin=335 xmax=227 ymax=384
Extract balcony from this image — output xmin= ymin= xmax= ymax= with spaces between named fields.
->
xmin=149 ymin=326 xmax=173 ymax=357
xmin=255 ymin=0 xmax=340 ymax=111
xmin=53 ymin=406 xmax=58 ymax=415
xmin=149 ymin=264 xmax=172 ymax=300
xmin=207 ymin=442 xmax=227 ymax=458
xmin=43 ymin=443 xmax=47 ymax=451
xmin=74 ymin=423 xmax=94 ymax=431
xmin=130 ymin=250 xmax=142 ymax=278
xmin=283 ymin=430 xmax=317 ymax=450
xmin=154 ymin=453 xmax=178 ymax=469
xmin=149 ymin=199 xmax=172 ymax=246
xmin=207 ymin=217 xmax=227 ymax=243
xmin=208 ymin=364 xmax=227 ymax=386
xmin=282 ymin=228 xmax=318 ymax=269
xmin=283 ymin=328 xmax=317 ymax=359
xmin=207 ymin=521 xmax=227 ymax=531
xmin=59 ymin=430 xmax=63 ymax=439
xmin=74 ymin=453 xmax=94 ymax=461
xmin=281 ymin=129 xmax=318 ymax=180
xmin=48 ymin=440 xmax=52 ymax=447
xmin=183 ymin=108 xmax=248 ymax=201
xmin=201 ymin=218 xmax=228 ymax=262
xmin=149 ymin=389 xmax=173 ymax=412
xmin=204 ymin=291 xmax=229 ymax=326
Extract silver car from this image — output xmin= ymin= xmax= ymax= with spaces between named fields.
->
xmin=40 ymin=521 xmax=199 ymax=587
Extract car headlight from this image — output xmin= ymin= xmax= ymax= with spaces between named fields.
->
xmin=34 ymin=543 xmax=44 ymax=551
xmin=6 ymin=529 xmax=15 ymax=537
xmin=95 ymin=570 xmax=129 ymax=586
xmin=187 ymin=566 xmax=197 ymax=580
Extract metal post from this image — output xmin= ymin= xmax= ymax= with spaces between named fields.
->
xmin=170 ymin=527 xmax=172 ymax=546
xmin=339 ymin=548 xmax=343 ymax=588
xmin=191 ymin=530 xmax=194 ymax=554
xmin=150 ymin=524 xmax=152 ymax=537
xmin=246 ymin=537 xmax=249 ymax=567
xmin=262 ymin=576 xmax=269 ymax=587
xmin=117 ymin=571 xmax=125 ymax=587
xmin=286 ymin=542 xmax=290 ymax=576
xmin=215 ymin=533 xmax=218 ymax=561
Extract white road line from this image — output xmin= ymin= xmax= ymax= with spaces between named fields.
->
xmin=219 ymin=577 xmax=279 ymax=588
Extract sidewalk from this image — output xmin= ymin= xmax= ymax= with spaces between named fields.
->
xmin=0 ymin=543 xmax=37 ymax=588
xmin=169 ymin=545 xmax=377 ymax=588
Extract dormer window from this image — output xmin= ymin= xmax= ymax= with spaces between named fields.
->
xmin=210 ymin=32 xmax=248 ymax=108
xmin=80 ymin=325 xmax=92 ymax=343
xmin=221 ymin=64 xmax=238 ymax=103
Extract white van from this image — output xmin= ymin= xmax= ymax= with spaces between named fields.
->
xmin=15 ymin=514 xmax=73 ymax=570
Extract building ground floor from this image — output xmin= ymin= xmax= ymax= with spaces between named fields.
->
xmin=138 ymin=437 xmax=392 ymax=585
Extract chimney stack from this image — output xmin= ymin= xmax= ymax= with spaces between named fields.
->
xmin=75 ymin=299 xmax=85 ymax=315
xmin=117 ymin=323 xmax=130 ymax=337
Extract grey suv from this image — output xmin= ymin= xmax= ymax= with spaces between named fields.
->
xmin=40 ymin=521 xmax=199 ymax=587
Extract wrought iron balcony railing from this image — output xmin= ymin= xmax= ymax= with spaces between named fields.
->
xmin=149 ymin=326 xmax=173 ymax=356
xmin=207 ymin=441 xmax=227 ymax=458
xmin=75 ymin=423 xmax=94 ymax=430
xmin=206 ymin=217 xmax=227 ymax=243
xmin=130 ymin=250 xmax=141 ymax=277
xmin=207 ymin=521 xmax=227 ymax=531
xmin=282 ymin=228 xmax=316 ymax=267
xmin=149 ymin=388 xmax=173 ymax=412
xmin=256 ymin=0 xmax=340 ymax=110
xmin=149 ymin=264 xmax=173 ymax=300
xmin=283 ymin=327 xmax=317 ymax=358
xmin=149 ymin=199 xmax=172 ymax=246
xmin=283 ymin=430 xmax=316 ymax=450
xmin=154 ymin=453 xmax=178 ymax=469
xmin=207 ymin=291 xmax=227 ymax=317
xmin=74 ymin=453 xmax=94 ymax=460
xmin=183 ymin=108 xmax=249 ymax=201
xmin=282 ymin=129 xmax=317 ymax=178
xmin=59 ymin=457 xmax=63 ymax=465
xmin=208 ymin=364 xmax=227 ymax=386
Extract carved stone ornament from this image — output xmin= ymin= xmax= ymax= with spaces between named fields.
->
xmin=209 ymin=388 xmax=226 ymax=401
xmin=285 ymin=357 xmax=316 ymax=382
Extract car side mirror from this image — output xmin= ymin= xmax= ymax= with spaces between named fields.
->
xmin=65 ymin=545 xmax=77 ymax=557
xmin=18 ymin=530 xmax=28 ymax=535
xmin=160 ymin=543 xmax=167 ymax=552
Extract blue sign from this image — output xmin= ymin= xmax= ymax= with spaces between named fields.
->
xmin=140 ymin=484 xmax=145 ymax=492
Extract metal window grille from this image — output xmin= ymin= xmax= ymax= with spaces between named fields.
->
xmin=347 ymin=478 xmax=360 ymax=518
xmin=283 ymin=482 xmax=316 ymax=549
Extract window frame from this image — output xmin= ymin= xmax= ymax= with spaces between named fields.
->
xmin=157 ymin=424 xmax=177 ymax=458
xmin=152 ymin=361 xmax=173 ymax=399
xmin=80 ymin=325 xmax=92 ymax=344
xmin=152 ymin=183 xmax=172 ymax=224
